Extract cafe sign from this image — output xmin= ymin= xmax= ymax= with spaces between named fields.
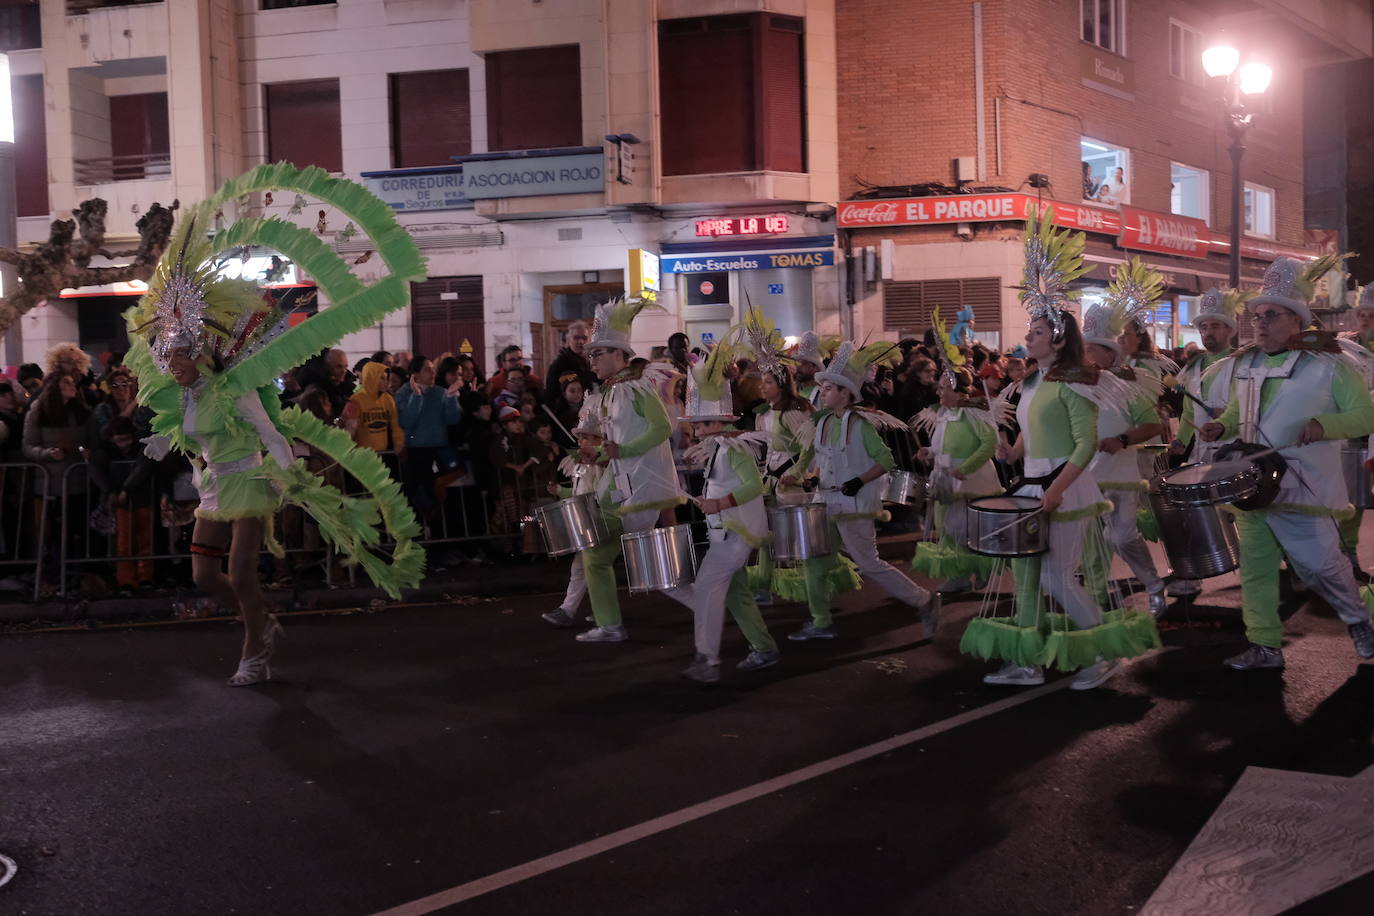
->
xmin=838 ymin=193 xmax=1120 ymax=233
xmin=1118 ymin=206 xmax=1209 ymax=260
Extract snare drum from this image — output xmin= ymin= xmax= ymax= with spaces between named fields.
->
xmin=883 ymin=470 xmax=927 ymax=507
xmin=535 ymin=493 xmax=609 ymax=556
xmin=621 ymin=524 xmax=697 ymax=593
xmin=1343 ymin=447 xmax=1374 ymax=510
xmin=1154 ymin=461 xmax=1260 ymax=508
xmin=967 ymin=496 xmax=1048 ymax=557
xmin=1146 ymin=486 xmax=1240 ymax=579
xmin=768 ymin=502 xmax=832 ymax=564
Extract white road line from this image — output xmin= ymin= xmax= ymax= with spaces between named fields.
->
xmin=372 ymin=679 xmax=1068 ymax=916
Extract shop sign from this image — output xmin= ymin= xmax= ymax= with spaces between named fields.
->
xmin=1118 ymin=206 xmax=1209 ymax=259
xmin=361 ymin=166 xmax=473 ymax=212
xmin=838 ymin=193 xmax=1119 ymax=232
xmin=661 ymin=250 xmax=835 ymax=273
xmin=459 ymin=150 xmax=604 ymax=199
xmin=695 ymin=215 xmax=790 ymax=237
xmin=1079 ymin=45 xmax=1135 ymax=95
xmin=627 ymin=248 xmax=660 ymax=299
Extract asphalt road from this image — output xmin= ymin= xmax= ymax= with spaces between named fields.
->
xmin=3 ymin=549 xmax=1374 ymax=916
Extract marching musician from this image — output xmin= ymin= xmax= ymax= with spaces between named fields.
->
xmin=539 ymin=409 xmax=605 ymax=629
xmin=1200 ymin=256 xmax=1374 ymax=669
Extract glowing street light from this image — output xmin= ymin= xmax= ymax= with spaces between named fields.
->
xmin=1203 ymin=42 xmax=1272 ymax=288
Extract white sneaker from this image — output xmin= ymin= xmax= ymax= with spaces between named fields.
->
xmin=1070 ymin=657 xmax=1120 ymax=690
xmin=1166 ymin=579 xmax=1201 ymax=597
xmin=575 ymin=625 xmax=627 ymax=643
xmin=983 ymin=663 xmax=1045 ymax=686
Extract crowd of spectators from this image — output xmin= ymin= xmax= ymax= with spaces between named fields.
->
xmin=0 ymin=321 xmax=1200 ymax=601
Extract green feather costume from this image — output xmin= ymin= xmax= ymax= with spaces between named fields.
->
xmin=123 ymin=163 xmax=427 ymax=599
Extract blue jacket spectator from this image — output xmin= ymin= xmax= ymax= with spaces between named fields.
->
xmin=396 ymin=359 xmax=462 ymax=447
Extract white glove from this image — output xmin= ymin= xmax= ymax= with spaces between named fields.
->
xmin=140 ymin=434 xmax=172 ymax=461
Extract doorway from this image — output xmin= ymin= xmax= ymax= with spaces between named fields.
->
xmin=542 ymin=282 xmax=622 ymax=374
xmin=411 ymin=276 xmax=484 ymax=369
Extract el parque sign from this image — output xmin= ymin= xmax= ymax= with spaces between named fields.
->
xmin=838 ymin=193 xmax=1309 ymax=262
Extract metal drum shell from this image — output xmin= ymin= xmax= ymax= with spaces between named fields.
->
xmin=621 ymin=524 xmax=697 ymax=593
xmin=1146 ymin=489 xmax=1240 ymax=579
xmin=966 ymin=496 xmax=1048 ymax=558
xmin=1154 ymin=462 xmax=1260 ymax=509
xmin=768 ymin=502 xmax=832 ymax=564
xmin=534 ymin=493 xmax=609 ymax=557
xmin=883 ymin=470 xmax=928 ymax=509
xmin=1343 ymin=447 xmax=1374 ymax=510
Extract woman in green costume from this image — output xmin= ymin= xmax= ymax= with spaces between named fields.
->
xmin=126 ymin=164 xmax=427 ymax=686
xmin=961 ymin=208 xmax=1160 ymax=689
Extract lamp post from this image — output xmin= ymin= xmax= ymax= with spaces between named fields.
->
xmin=1202 ymin=44 xmax=1272 ymax=289
xmin=0 ymin=52 xmax=16 ymax=370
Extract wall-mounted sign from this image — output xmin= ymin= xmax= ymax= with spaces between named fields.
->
xmin=838 ymin=193 xmax=1120 ymax=233
xmin=695 ymin=215 xmax=790 ymax=237
xmin=661 ymin=249 xmax=834 ymax=273
xmin=455 ymin=148 xmax=605 ymax=200
xmin=1118 ymin=206 xmax=1209 ymax=260
xmin=627 ymin=248 xmax=660 ymax=299
xmin=1080 ymin=45 xmax=1136 ymax=97
xmin=361 ymin=166 xmax=473 ymax=212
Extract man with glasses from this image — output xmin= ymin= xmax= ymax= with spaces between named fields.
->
xmin=545 ymin=320 xmax=596 ymax=399
xmin=1201 ymin=257 xmax=1374 ymax=669
xmin=487 ymin=344 xmax=542 ymax=401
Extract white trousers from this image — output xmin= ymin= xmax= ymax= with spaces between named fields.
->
xmin=1040 ymin=515 xmax=1102 ymax=629
xmin=667 ymin=528 xmax=753 ymax=664
xmin=1102 ymin=490 xmax=1163 ymax=594
xmin=559 ymin=554 xmax=587 ymax=613
xmin=1269 ymin=512 xmax=1371 ymax=627
xmin=836 ymin=517 xmax=932 ymax=609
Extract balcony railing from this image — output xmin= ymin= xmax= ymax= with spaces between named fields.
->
xmin=73 ymin=153 xmax=171 ymax=185
xmin=66 ymin=0 xmax=163 ymax=14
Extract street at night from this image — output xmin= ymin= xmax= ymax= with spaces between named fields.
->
xmin=4 ymin=540 xmax=1374 ymax=915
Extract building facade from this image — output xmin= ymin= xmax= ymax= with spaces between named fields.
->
xmin=836 ymin=0 xmax=1372 ymax=351
xmin=4 ymin=0 xmax=842 ymax=377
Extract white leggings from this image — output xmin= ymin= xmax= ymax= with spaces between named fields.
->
xmin=558 ymin=554 xmax=587 ymax=614
xmin=1102 ymin=490 xmax=1163 ymax=594
xmin=835 ymin=517 xmax=932 ymax=608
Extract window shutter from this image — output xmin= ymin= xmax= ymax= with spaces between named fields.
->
xmin=411 ymin=277 xmax=485 ymax=364
xmin=659 ymin=16 xmax=754 ymax=175
xmin=266 ymin=79 xmax=343 ymax=173
xmin=883 ymin=277 xmax=1003 ymax=336
xmin=13 ymin=73 xmax=46 ymax=217
xmin=758 ymin=16 xmax=804 ymax=173
xmin=391 ymin=69 xmax=471 ymax=168
xmin=485 ymin=46 xmax=582 ymax=152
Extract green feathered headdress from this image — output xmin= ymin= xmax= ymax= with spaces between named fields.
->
xmin=815 ymin=339 xmax=900 ymax=399
xmin=743 ymin=307 xmax=792 ymax=382
xmin=930 ymin=306 xmax=966 ymax=383
xmin=1016 ymin=204 xmax=1090 ymax=340
xmin=589 ymin=296 xmax=655 ymax=358
xmin=682 ymin=328 xmax=742 ymax=421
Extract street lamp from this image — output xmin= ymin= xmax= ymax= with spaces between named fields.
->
xmin=1202 ymin=43 xmax=1273 ymax=288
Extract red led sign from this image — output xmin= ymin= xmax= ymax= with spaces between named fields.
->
xmin=695 ymin=215 xmax=790 ymax=237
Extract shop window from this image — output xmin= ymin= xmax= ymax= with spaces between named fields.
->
xmin=1081 ymin=0 xmax=1126 ymax=55
xmin=1170 ymin=162 xmax=1209 ymax=223
xmin=485 ymin=45 xmax=582 ymax=152
xmin=883 ymin=278 xmax=1002 ymax=349
xmin=266 ymin=79 xmax=342 ymax=173
xmin=13 ymin=73 xmax=47 ymax=216
xmin=0 ymin=0 xmax=40 ymax=51
xmin=390 ymin=69 xmax=471 ymax=168
xmin=1244 ymin=183 xmax=1275 ymax=238
xmin=1081 ymin=138 xmax=1130 ymax=206
xmin=109 ymin=93 xmax=170 ymax=180
xmin=658 ymin=14 xmax=805 ymax=176
xmin=1168 ymin=20 xmax=1202 ymax=84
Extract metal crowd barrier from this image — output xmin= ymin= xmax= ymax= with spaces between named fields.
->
xmin=0 ymin=462 xmax=50 ymax=603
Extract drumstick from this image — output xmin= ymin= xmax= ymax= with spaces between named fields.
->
xmin=541 ymin=404 xmax=576 ymax=442
xmin=981 ymin=508 xmax=1043 ymax=539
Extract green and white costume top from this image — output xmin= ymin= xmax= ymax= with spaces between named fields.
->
xmin=686 ymin=432 xmax=771 ymax=548
xmin=911 ymin=402 xmax=1002 ymax=501
xmin=801 ymin=407 xmax=903 ymax=521
xmin=754 ymin=402 xmax=815 ymax=484
xmin=1177 ymin=348 xmax=1235 ymax=461
xmin=556 ymin=454 xmax=604 ymax=498
xmin=594 ymin=363 xmax=685 ymax=517
xmin=1214 ymin=340 xmax=1374 ymax=517
xmin=1087 ymin=370 xmax=1159 ymax=492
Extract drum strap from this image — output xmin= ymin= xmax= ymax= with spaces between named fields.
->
xmin=1004 ymin=461 xmax=1065 ymax=495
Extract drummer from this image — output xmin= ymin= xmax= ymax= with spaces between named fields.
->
xmin=1079 ymin=265 xmax=1170 ymax=617
xmin=910 ymin=312 xmax=1002 ymax=597
xmin=963 ymin=209 xmax=1160 ymax=689
xmin=574 ymin=297 xmax=686 ymax=644
xmin=540 ymin=411 xmax=606 ymax=629
xmin=1199 ymin=255 xmax=1374 ymax=669
xmin=671 ymin=333 xmax=781 ymax=683
xmin=783 ymin=340 xmax=940 ymax=640
xmin=1166 ymin=287 xmax=1248 ymax=597
xmin=1334 ymin=285 xmax=1374 ymax=582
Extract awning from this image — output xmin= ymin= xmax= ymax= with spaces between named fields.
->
xmin=659 ymin=235 xmax=836 ymax=273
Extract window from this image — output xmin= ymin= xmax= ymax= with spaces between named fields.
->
xmin=485 ymin=45 xmax=582 ymax=152
xmin=390 ymin=69 xmax=471 ymax=168
xmin=658 ymin=14 xmax=805 ymax=176
xmin=1168 ymin=20 xmax=1202 ymax=84
xmin=883 ymin=278 xmax=1002 ymax=348
xmin=1170 ymin=162 xmax=1209 ymax=223
xmin=1244 ymin=183 xmax=1276 ymax=238
xmin=14 ymin=73 xmax=47 ymax=216
xmin=1080 ymin=138 xmax=1130 ymax=206
xmin=265 ymin=79 xmax=342 ymax=173
xmin=109 ymin=93 xmax=170 ymax=180
xmin=0 ymin=0 xmax=40 ymax=51
xmin=1081 ymin=0 xmax=1126 ymax=55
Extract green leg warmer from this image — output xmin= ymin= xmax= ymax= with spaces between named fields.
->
xmin=1235 ymin=511 xmax=1284 ymax=649
xmin=1012 ymin=556 xmax=1043 ymax=628
xmin=726 ymin=567 xmax=777 ymax=653
xmin=1080 ymin=521 xmax=1112 ymax=607
xmin=803 ymin=554 xmax=835 ymax=627
xmin=1339 ymin=508 xmax=1363 ymax=554
xmin=583 ymin=515 xmax=626 ymax=628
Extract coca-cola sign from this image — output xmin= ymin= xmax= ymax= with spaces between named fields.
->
xmin=838 ymin=193 xmax=1122 ymax=232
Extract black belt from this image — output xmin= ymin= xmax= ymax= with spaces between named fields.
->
xmin=1005 ymin=461 xmax=1066 ymax=494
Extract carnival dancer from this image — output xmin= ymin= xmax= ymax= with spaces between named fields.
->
xmin=540 ymin=405 xmax=606 ymax=628
xmin=784 ymin=341 xmax=940 ymax=640
xmin=1200 ymin=255 xmax=1374 ymax=668
xmin=741 ymin=309 xmax=861 ymax=611
xmin=1165 ymin=286 xmax=1248 ymax=597
xmin=1079 ymin=259 xmax=1170 ymax=617
xmin=910 ymin=309 xmax=1002 ymax=596
xmin=1334 ymin=284 xmax=1374 ymax=581
xmin=126 ymin=163 xmax=427 ymax=685
xmin=670 ymin=333 xmax=782 ymax=683
xmin=962 ymin=208 xmax=1160 ymax=689
xmin=792 ymin=331 xmax=831 ymax=408
xmin=575 ymin=297 xmax=685 ymax=643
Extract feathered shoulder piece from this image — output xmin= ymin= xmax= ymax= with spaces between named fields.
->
xmin=1044 ymin=364 xmax=1101 ymax=385
xmin=959 ymin=395 xmax=991 ymax=411
xmin=1057 ymin=366 xmax=1138 ymax=416
xmin=1108 ymin=365 xmax=1137 ymax=382
xmin=852 ymin=405 xmax=910 ymax=432
xmin=557 ymin=454 xmax=580 ymax=479
xmin=910 ymin=407 xmax=939 ymax=435
xmin=683 ymin=430 xmax=770 ymax=467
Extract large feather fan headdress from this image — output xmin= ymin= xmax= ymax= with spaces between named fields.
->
xmin=1016 ymin=204 xmax=1090 ymax=340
